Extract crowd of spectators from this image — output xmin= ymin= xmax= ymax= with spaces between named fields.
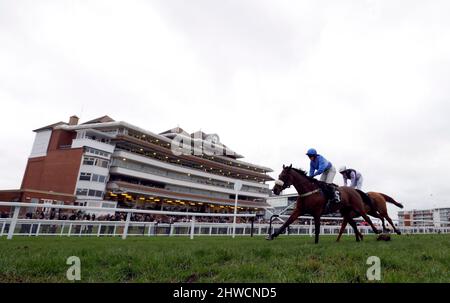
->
xmin=0 ymin=209 xmax=375 ymax=227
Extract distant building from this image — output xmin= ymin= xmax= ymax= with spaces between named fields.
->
xmin=0 ymin=115 xmax=273 ymax=215
xmin=266 ymin=193 xmax=298 ymax=216
xmin=398 ymin=208 xmax=450 ymax=227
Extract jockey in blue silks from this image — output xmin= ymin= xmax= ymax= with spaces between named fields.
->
xmin=306 ymin=148 xmax=340 ymax=203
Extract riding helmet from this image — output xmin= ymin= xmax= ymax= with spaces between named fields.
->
xmin=306 ymin=148 xmax=317 ymax=156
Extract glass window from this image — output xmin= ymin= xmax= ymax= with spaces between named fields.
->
xmin=100 ymin=160 xmax=109 ymax=168
xmin=76 ymin=188 xmax=88 ymax=196
xmin=83 ymin=157 xmax=95 ymax=165
xmin=79 ymin=173 xmax=91 ymax=181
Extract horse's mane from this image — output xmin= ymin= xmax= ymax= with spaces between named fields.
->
xmin=290 ymin=167 xmax=318 ymax=182
xmin=289 ymin=167 xmax=331 ymax=188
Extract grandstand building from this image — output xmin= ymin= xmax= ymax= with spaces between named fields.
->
xmin=398 ymin=208 xmax=450 ymax=227
xmin=0 ymin=115 xmax=273 ymax=215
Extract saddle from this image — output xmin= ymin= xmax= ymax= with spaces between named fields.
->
xmin=317 ymin=182 xmax=340 ymax=214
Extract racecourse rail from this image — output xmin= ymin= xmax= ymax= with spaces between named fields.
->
xmin=0 ymin=202 xmax=449 ymax=240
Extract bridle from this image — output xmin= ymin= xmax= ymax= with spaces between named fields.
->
xmin=274 ymin=171 xmax=321 ymax=197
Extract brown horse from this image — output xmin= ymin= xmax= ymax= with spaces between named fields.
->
xmin=267 ymin=165 xmax=381 ymax=244
xmin=336 ymin=191 xmax=403 ymax=241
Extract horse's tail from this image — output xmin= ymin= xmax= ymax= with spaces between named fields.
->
xmin=379 ymin=193 xmax=404 ymax=209
xmin=355 ymin=189 xmax=375 ymax=210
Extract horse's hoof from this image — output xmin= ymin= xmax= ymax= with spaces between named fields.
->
xmin=396 ymin=231 xmax=402 ymax=235
xmin=266 ymin=235 xmax=274 ymax=241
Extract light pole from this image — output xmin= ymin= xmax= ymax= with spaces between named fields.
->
xmin=232 ymin=180 xmax=243 ymax=238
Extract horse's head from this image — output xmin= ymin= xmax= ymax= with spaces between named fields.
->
xmin=272 ymin=164 xmax=294 ymax=195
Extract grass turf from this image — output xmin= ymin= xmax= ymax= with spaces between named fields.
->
xmin=0 ymin=234 xmax=448 ymax=283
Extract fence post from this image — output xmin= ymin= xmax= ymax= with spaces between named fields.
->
xmin=190 ymin=216 xmax=195 ymax=240
xmin=7 ymin=206 xmax=20 ymax=240
xmin=147 ymin=223 xmax=152 ymax=237
xmin=122 ymin=212 xmax=132 ymax=240
xmin=1 ymin=221 xmax=5 ymax=237
xmin=309 ymin=220 xmax=313 ymax=237
xmin=60 ymin=223 xmax=65 ymax=236
xmin=169 ymin=223 xmax=174 ymax=237
xmin=36 ymin=223 xmax=41 ymax=237
xmin=68 ymin=223 xmax=72 ymax=237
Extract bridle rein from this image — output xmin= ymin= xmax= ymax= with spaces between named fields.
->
xmin=274 ymin=176 xmax=321 ymax=198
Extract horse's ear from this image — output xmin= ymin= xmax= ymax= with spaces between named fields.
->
xmin=283 ymin=164 xmax=285 ymax=169
xmin=289 ymin=164 xmax=292 ymax=169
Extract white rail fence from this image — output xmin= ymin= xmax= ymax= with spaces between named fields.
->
xmin=0 ymin=202 xmax=449 ymax=239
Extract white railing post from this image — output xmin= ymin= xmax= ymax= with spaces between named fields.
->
xmin=60 ymin=223 xmax=65 ymax=236
xmin=29 ymin=224 xmax=33 ymax=237
xmin=1 ymin=221 xmax=5 ymax=237
xmin=122 ymin=212 xmax=132 ymax=240
xmin=190 ymin=216 xmax=195 ymax=240
xmin=169 ymin=224 xmax=174 ymax=237
xmin=36 ymin=223 xmax=41 ymax=236
xmin=68 ymin=223 xmax=72 ymax=237
xmin=309 ymin=220 xmax=313 ymax=237
xmin=97 ymin=224 xmax=102 ymax=237
xmin=147 ymin=223 xmax=152 ymax=237
xmin=7 ymin=206 xmax=20 ymax=240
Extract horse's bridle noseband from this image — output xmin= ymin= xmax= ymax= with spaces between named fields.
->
xmin=275 ymin=179 xmax=290 ymax=191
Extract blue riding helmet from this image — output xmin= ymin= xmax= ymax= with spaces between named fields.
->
xmin=306 ymin=148 xmax=317 ymax=156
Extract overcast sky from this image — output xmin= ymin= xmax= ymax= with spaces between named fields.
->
xmin=1 ymin=0 xmax=450 ymax=216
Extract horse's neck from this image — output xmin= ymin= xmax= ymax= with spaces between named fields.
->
xmin=291 ymin=172 xmax=317 ymax=194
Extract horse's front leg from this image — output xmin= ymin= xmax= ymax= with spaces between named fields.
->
xmin=266 ymin=208 xmax=300 ymax=240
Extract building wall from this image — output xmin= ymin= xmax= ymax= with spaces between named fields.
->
xmin=0 ymin=189 xmax=75 ymax=214
xmin=47 ymin=129 xmax=76 ymax=151
xmin=21 ymin=148 xmax=84 ymax=195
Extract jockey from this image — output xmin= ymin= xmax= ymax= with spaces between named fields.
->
xmin=339 ymin=166 xmax=363 ymax=190
xmin=306 ymin=148 xmax=336 ymax=183
xmin=306 ymin=148 xmax=340 ymax=203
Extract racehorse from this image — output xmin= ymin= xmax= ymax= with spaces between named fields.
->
xmin=336 ymin=191 xmax=403 ymax=241
xmin=267 ymin=165 xmax=381 ymax=244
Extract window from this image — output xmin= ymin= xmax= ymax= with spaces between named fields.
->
xmin=85 ymin=147 xmax=110 ymax=158
xmin=83 ymin=157 xmax=95 ymax=165
xmin=76 ymin=188 xmax=89 ymax=196
xmin=79 ymin=172 xmax=91 ymax=181
xmin=98 ymin=159 xmax=109 ymax=168
xmin=91 ymin=174 xmax=107 ymax=183
xmin=88 ymin=189 xmax=103 ymax=198
xmin=83 ymin=156 xmax=109 ymax=168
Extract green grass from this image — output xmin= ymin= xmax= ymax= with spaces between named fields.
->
xmin=0 ymin=234 xmax=448 ymax=283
